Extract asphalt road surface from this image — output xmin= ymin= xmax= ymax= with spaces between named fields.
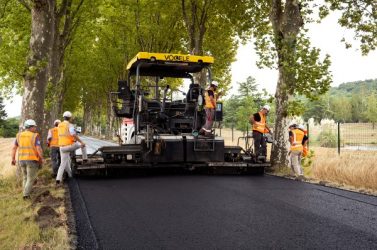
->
xmin=69 ymin=174 xmax=377 ymax=250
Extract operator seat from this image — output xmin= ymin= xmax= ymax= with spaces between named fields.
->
xmin=186 ymin=83 xmax=200 ymax=102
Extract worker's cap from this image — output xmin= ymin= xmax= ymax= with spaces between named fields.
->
xmin=63 ymin=111 xmax=72 ymax=118
xmin=262 ymin=104 xmax=271 ymax=111
xmin=54 ymin=119 xmax=61 ymax=125
xmin=24 ymin=119 xmax=37 ymax=128
xmin=298 ymin=124 xmax=305 ymax=130
xmin=211 ymin=81 xmax=219 ymax=87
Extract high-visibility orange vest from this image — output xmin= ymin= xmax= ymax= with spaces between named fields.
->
xmin=252 ymin=111 xmax=266 ymax=134
xmin=49 ymin=127 xmax=59 ymax=147
xmin=290 ymin=129 xmax=305 ymax=151
xmin=58 ymin=121 xmax=74 ymax=146
xmin=204 ymin=88 xmax=216 ymax=109
xmin=16 ymin=131 xmax=40 ymax=161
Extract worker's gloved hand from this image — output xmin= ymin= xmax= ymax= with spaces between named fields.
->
xmin=81 ymin=143 xmax=86 ymax=148
xmin=11 ymin=159 xmax=16 ymax=165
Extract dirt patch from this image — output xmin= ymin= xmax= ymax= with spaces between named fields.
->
xmin=32 ymin=188 xmax=66 ymax=229
xmin=35 ymin=205 xmax=62 ymax=229
xmin=32 ymin=189 xmax=63 ymax=206
xmin=21 ymin=243 xmax=44 ymax=250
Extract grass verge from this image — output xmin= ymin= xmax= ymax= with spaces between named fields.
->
xmin=0 ymin=138 xmax=71 ymax=250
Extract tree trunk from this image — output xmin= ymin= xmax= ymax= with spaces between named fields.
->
xmin=181 ymin=0 xmax=210 ymax=87
xmin=21 ymin=0 xmax=53 ymax=145
xmin=269 ymin=0 xmax=303 ymax=168
xmin=105 ymin=94 xmax=114 ymax=140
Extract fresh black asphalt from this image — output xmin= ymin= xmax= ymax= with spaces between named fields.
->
xmin=69 ymin=174 xmax=377 ymax=249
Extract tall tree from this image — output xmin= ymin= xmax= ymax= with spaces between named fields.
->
xmin=248 ymin=1 xmax=332 ymax=168
xmin=44 ymin=0 xmax=85 ymax=128
xmin=20 ymin=0 xmax=54 ymax=141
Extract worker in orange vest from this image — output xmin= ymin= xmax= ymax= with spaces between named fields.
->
xmin=289 ymin=124 xmax=307 ymax=179
xmin=47 ymin=119 xmax=61 ymax=177
xmin=250 ymin=105 xmax=271 ymax=162
xmin=11 ymin=119 xmax=44 ymax=199
xmin=200 ymin=81 xmax=221 ymax=135
xmin=297 ymin=124 xmax=309 ymax=157
xmin=56 ymin=111 xmax=88 ymax=185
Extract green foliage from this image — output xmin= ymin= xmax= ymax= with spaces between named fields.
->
xmin=0 ymin=0 xmax=30 ymax=94
xmin=0 ymin=117 xmax=19 ymax=138
xmin=302 ymin=150 xmax=315 ymax=175
xmin=301 ymin=79 xmax=377 ymax=123
xmin=302 ymin=94 xmax=332 ymax=122
xmin=365 ymin=92 xmax=377 ymax=123
xmin=318 ymin=130 xmax=337 ymax=148
xmin=223 ymin=76 xmax=273 ymax=132
xmin=286 ymin=99 xmax=306 ymax=117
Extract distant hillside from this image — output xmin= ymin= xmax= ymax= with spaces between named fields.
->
xmin=329 ymin=79 xmax=377 ymax=96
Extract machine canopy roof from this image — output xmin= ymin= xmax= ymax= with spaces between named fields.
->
xmin=126 ymin=52 xmax=214 ymax=78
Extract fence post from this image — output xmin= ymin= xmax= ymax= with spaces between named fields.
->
xmin=337 ymin=122 xmax=340 ymax=155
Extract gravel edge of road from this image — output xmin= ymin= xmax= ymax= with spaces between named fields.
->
xmin=68 ymin=179 xmax=100 ymax=250
xmin=266 ymin=173 xmax=377 ymax=197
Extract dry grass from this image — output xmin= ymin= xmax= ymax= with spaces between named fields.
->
xmin=311 ymin=147 xmax=377 ymax=192
xmin=0 ymin=138 xmax=16 ymax=178
xmin=0 ymin=138 xmax=71 ymax=250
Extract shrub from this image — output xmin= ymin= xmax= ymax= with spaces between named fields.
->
xmin=317 ymin=130 xmax=337 ymax=148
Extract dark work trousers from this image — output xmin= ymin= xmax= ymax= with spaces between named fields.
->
xmin=50 ymin=147 xmax=60 ymax=175
xmin=253 ymin=131 xmax=266 ymax=158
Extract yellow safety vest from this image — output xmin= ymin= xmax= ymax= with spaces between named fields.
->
xmin=290 ymin=129 xmax=305 ymax=151
xmin=16 ymin=131 xmax=40 ymax=161
xmin=204 ymin=88 xmax=217 ymax=109
xmin=49 ymin=127 xmax=59 ymax=147
xmin=58 ymin=121 xmax=75 ymax=146
xmin=252 ymin=112 xmax=266 ymax=134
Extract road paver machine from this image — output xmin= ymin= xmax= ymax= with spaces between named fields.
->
xmin=73 ymin=52 xmax=270 ymax=174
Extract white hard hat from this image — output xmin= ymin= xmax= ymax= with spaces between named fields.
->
xmin=298 ymin=124 xmax=305 ymax=130
xmin=54 ymin=119 xmax=61 ymax=125
xmin=262 ymin=104 xmax=271 ymax=111
xmin=24 ymin=119 xmax=37 ymax=128
xmin=211 ymin=81 xmax=219 ymax=87
xmin=63 ymin=111 xmax=72 ymax=118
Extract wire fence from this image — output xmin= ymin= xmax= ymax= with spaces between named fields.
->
xmin=308 ymin=122 xmax=377 ymax=153
xmin=217 ymin=122 xmax=377 ymax=154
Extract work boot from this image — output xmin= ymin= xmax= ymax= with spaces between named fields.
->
xmin=23 ymin=195 xmax=31 ymax=200
xmin=55 ymin=180 xmax=62 ymax=188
